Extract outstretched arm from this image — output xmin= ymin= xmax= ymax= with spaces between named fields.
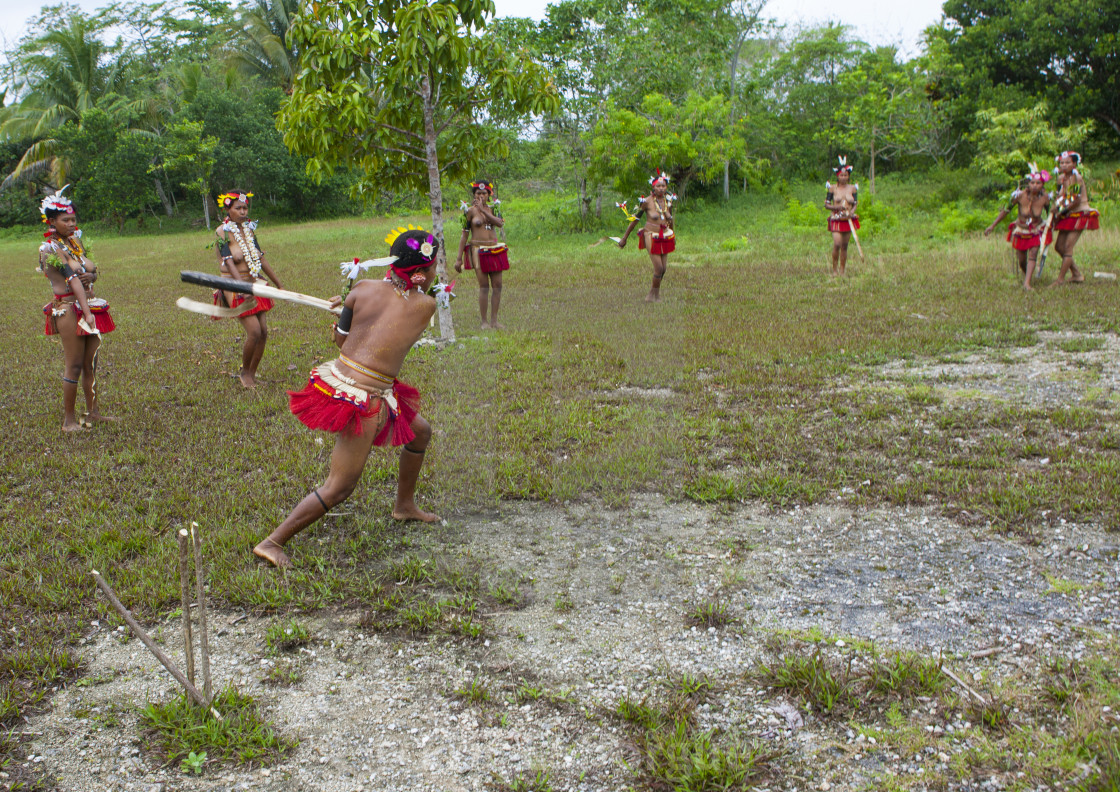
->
xmin=984 ymin=208 xmax=1010 ymax=236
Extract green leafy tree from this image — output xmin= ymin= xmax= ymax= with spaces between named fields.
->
xmin=760 ymin=24 xmax=866 ymax=175
xmin=833 ymin=48 xmax=920 ymax=194
xmin=940 ymin=0 xmax=1120 ymax=148
xmin=161 ymin=119 xmax=218 ymax=227
xmin=55 ymin=106 xmax=159 ymax=231
xmin=279 ymin=0 xmax=560 ymax=340
xmin=588 ymin=92 xmax=755 ymax=198
xmin=231 ymin=0 xmax=299 ymax=91
xmin=969 ymin=101 xmax=1093 ymax=182
xmin=0 ymin=13 xmax=134 ymax=188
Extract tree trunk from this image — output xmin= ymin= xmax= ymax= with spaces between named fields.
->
xmin=153 ymin=178 xmax=174 ymax=217
xmin=869 ymin=133 xmax=876 ymax=196
xmin=421 ymin=75 xmax=455 ymax=343
xmin=724 ymin=36 xmax=743 ymax=202
xmin=202 ymin=189 xmax=211 ymax=230
xmin=578 ymin=177 xmax=588 ymax=221
xmin=595 ymin=185 xmax=602 ymax=218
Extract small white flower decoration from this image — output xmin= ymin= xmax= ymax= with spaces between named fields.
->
xmin=420 ymin=241 xmax=434 ymax=258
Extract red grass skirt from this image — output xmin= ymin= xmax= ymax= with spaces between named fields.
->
xmin=1006 ymin=223 xmax=1052 ymax=251
xmin=477 ymin=245 xmax=510 ymax=273
xmin=1055 ymin=210 xmax=1100 ymax=232
xmin=288 ymin=362 xmax=420 ymax=445
xmin=828 ymin=218 xmax=860 ymax=233
xmin=210 ymin=291 xmax=274 ymax=320
xmin=638 ymin=231 xmax=675 ymax=255
xmin=43 ymin=297 xmax=115 ymax=337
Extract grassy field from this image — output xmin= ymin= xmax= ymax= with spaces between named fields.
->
xmin=0 ymin=180 xmax=1117 ymax=783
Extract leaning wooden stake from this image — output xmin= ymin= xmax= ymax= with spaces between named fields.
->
xmin=190 ymin=522 xmax=213 ymax=701
xmin=177 ymin=529 xmax=196 ymax=686
xmin=90 ymin=570 xmax=221 ymax=720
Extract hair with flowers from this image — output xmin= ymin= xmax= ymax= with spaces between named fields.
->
xmin=1025 ymin=162 xmax=1050 ymax=182
xmin=649 ymin=169 xmax=671 ymax=186
xmin=217 ymin=190 xmax=254 ymax=209
xmin=469 ymin=180 xmax=494 ymax=194
xmin=40 ymin=185 xmax=76 ymax=223
xmin=1056 ymin=150 xmax=1081 ymax=166
xmin=384 ymin=226 xmax=438 ymax=276
xmin=832 ymin=156 xmax=854 ymax=175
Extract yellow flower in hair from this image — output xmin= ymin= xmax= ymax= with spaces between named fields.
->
xmin=383 ymin=224 xmax=425 ymax=247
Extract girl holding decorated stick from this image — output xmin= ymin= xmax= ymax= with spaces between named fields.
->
xmin=455 ymin=180 xmax=508 ymax=329
xmin=212 ymin=191 xmax=284 ymax=388
xmin=38 ymin=187 xmax=116 ymax=431
xmin=1052 ymin=151 xmax=1100 ymax=285
xmin=984 ymin=164 xmax=1052 ymax=291
xmin=825 ymin=157 xmax=859 ymax=276
xmin=617 ymin=170 xmax=676 ymax=302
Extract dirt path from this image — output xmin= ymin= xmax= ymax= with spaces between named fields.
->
xmin=24 ymin=494 xmax=1118 ymax=792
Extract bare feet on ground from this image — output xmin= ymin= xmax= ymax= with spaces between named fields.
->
xmin=62 ymin=420 xmax=83 ymax=432
xmin=87 ymin=413 xmax=119 ymax=423
xmin=644 ymin=293 xmax=660 ymax=303
xmin=391 ymin=504 xmax=441 ymax=523
xmin=253 ymin=538 xmax=290 ymax=568
xmin=239 ymin=372 xmax=257 ymax=389
xmin=490 ymin=322 xmax=504 ymax=330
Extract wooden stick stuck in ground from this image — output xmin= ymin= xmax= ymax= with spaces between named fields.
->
xmin=90 ymin=570 xmax=221 ymax=719
xmin=177 ymin=529 xmax=196 ymax=686
xmin=190 ymin=522 xmax=213 ymax=701
xmin=942 ymin=667 xmax=989 ymax=707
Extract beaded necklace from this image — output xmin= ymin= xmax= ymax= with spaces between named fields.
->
xmin=223 ymin=219 xmax=263 ymax=278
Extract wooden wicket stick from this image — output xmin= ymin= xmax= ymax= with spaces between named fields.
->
xmin=90 ymin=571 xmax=221 ymax=720
xmin=177 ymin=530 xmax=196 ymax=686
xmin=844 ymin=202 xmax=865 ymax=262
xmin=190 ymin=523 xmax=213 ymax=702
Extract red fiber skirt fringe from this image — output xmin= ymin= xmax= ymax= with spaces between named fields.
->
xmin=210 ymin=290 xmax=274 ymax=320
xmin=638 ymin=232 xmax=675 ymax=255
xmin=42 ymin=300 xmax=116 ymax=337
xmin=828 ymin=218 xmax=860 ymax=233
xmin=477 ymin=246 xmax=510 ymax=273
xmin=1055 ymin=210 xmax=1100 ymax=232
xmin=288 ymin=373 xmax=420 ymax=445
xmin=1006 ymin=223 xmax=1052 ymax=251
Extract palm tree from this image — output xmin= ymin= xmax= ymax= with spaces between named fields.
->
xmin=0 ymin=15 xmax=132 ymax=188
xmin=232 ymin=0 xmax=300 ymax=91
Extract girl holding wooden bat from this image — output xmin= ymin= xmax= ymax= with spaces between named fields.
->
xmin=38 ymin=187 xmax=116 ymax=431
xmin=212 ymin=190 xmax=285 ymax=388
xmin=825 ymin=157 xmax=860 ymax=276
xmin=253 ymin=228 xmax=444 ymax=569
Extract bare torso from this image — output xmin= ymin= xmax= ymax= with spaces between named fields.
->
xmin=1057 ymin=172 xmax=1091 ymax=214
xmin=1011 ymin=189 xmax=1050 ymax=229
xmin=466 ymin=207 xmax=501 ymax=247
xmin=828 ymin=183 xmax=858 ymax=216
xmin=336 ymin=279 xmax=436 ymax=386
xmin=643 ymin=195 xmax=673 ymax=235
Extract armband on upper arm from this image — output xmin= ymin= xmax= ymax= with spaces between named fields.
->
xmin=217 ymin=240 xmax=232 ymax=259
xmin=336 ymin=306 xmax=353 ymax=336
xmin=825 ymin=191 xmax=834 ymax=203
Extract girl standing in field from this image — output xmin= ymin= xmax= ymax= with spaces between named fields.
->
xmin=211 ymin=191 xmax=284 ymax=388
xmin=824 ymin=157 xmax=859 ymax=276
xmin=983 ymin=165 xmax=1052 ymax=291
xmin=617 ymin=170 xmax=676 ymax=302
xmin=455 ymin=180 xmax=508 ymax=329
xmin=38 ymin=187 xmax=116 ymax=431
xmin=1052 ymin=151 xmax=1100 ymax=285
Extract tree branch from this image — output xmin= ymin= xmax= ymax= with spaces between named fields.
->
xmin=368 ymin=141 xmax=427 ymax=163
xmin=374 ymin=121 xmax=423 ymax=141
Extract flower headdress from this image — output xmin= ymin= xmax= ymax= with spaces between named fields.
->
xmin=383 ymin=226 xmax=438 ymax=285
xmin=649 ymin=169 xmax=670 ymax=186
xmin=469 ymin=180 xmax=494 ymax=194
xmin=40 ymin=185 xmax=75 ymax=223
xmin=218 ymin=191 xmax=254 ymax=209
xmin=1025 ymin=162 xmax=1050 ymax=182
xmin=1056 ymin=150 xmax=1081 ymax=166
xmin=832 ymin=156 xmax=854 ymax=175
